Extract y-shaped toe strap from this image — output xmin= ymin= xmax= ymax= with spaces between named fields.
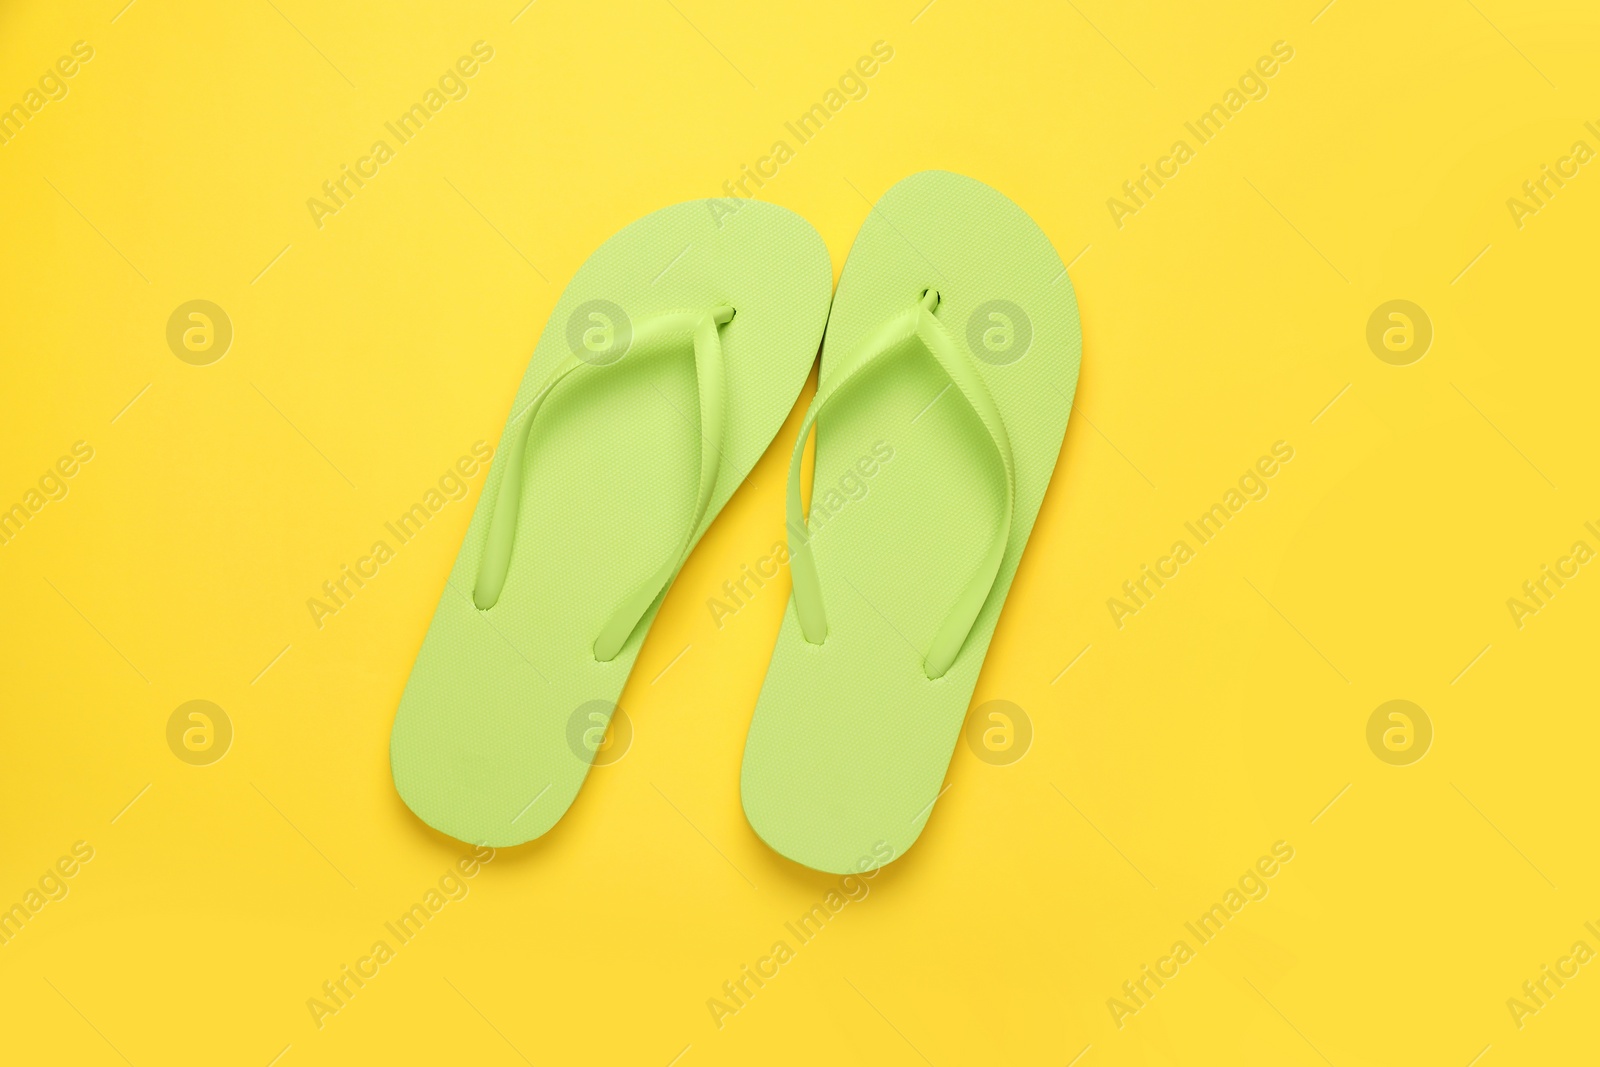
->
xmin=787 ymin=290 xmax=1015 ymax=680
xmin=473 ymin=305 xmax=733 ymax=661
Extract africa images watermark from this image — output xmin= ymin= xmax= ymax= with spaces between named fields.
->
xmin=0 ymin=40 xmax=95 ymax=148
xmin=0 ymin=440 xmax=95 ymax=549
xmin=306 ymin=441 xmax=492 ymax=629
xmin=0 ymin=841 xmax=96 ymax=948
xmin=1106 ymin=441 xmax=1295 ymax=629
xmin=706 ymin=439 xmax=896 ymax=630
xmin=705 ymin=841 xmax=896 ymax=1030
xmin=1506 ymin=121 xmax=1600 ymax=231
xmin=1108 ymin=840 xmax=1296 ymax=1029
xmin=1505 ymin=920 xmax=1600 ymax=1031
xmin=708 ymin=40 xmax=895 ymax=228
xmin=306 ymin=41 xmax=496 ymax=230
xmin=1504 ymin=518 xmax=1599 ymax=630
xmin=306 ymin=845 xmax=495 ymax=1030
xmin=1106 ymin=40 xmax=1296 ymax=229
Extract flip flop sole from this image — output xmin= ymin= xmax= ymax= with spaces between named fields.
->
xmin=393 ymin=200 xmax=832 ymax=846
xmin=740 ymin=171 xmax=1081 ymax=873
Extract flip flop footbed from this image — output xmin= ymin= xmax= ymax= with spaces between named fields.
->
xmin=741 ymin=171 xmax=1081 ymax=873
xmin=393 ymin=200 xmax=832 ymax=846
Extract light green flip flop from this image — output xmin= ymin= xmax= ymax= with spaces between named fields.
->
xmin=740 ymin=171 xmax=1081 ymax=873
xmin=392 ymin=200 xmax=832 ymax=846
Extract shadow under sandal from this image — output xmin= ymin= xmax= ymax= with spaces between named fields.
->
xmin=392 ymin=200 xmax=833 ymax=847
xmin=740 ymin=171 xmax=1082 ymax=874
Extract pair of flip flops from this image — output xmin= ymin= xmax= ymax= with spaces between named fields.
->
xmin=389 ymin=171 xmax=1082 ymax=874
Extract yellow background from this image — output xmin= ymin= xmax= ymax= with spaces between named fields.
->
xmin=3 ymin=0 xmax=1597 ymax=1063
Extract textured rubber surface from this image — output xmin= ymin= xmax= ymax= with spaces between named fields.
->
xmin=392 ymin=200 xmax=832 ymax=846
xmin=740 ymin=172 xmax=1081 ymax=873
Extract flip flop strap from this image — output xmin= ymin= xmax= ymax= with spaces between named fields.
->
xmin=787 ymin=290 xmax=1016 ymax=680
xmin=473 ymin=305 xmax=733 ymax=662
